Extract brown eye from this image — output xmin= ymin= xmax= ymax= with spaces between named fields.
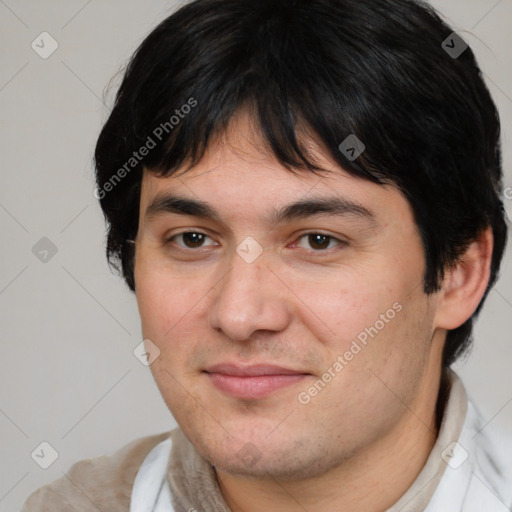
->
xmin=295 ymin=233 xmax=346 ymax=252
xmin=308 ymin=234 xmax=331 ymax=250
xmin=168 ymin=231 xmax=214 ymax=249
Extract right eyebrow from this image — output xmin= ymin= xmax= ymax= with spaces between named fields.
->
xmin=145 ymin=194 xmax=222 ymax=223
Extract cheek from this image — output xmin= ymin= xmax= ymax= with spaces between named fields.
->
xmin=134 ymin=262 xmax=219 ymax=386
xmin=135 ymin=274 xmax=170 ymax=338
xmin=286 ymin=265 xmax=401 ymax=351
xmin=135 ymin=270 xmax=206 ymax=390
xmin=135 ymin=265 xmax=200 ymax=343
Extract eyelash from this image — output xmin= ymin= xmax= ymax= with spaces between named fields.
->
xmin=164 ymin=231 xmax=347 ymax=254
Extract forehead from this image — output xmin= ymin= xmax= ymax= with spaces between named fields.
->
xmin=138 ymin=109 xmax=409 ymax=227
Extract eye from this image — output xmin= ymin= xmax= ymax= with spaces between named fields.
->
xmin=166 ymin=231 xmax=217 ymax=249
xmin=294 ymin=233 xmax=347 ymax=252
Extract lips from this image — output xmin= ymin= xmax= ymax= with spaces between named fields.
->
xmin=204 ymin=363 xmax=310 ymax=400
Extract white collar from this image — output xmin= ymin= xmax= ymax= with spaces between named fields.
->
xmin=130 ymin=436 xmax=174 ymax=512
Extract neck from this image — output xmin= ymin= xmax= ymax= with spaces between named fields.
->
xmin=215 ymin=363 xmax=445 ymax=512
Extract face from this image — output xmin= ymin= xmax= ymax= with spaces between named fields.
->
xmin=134 ymin=110 xmax=443 ymax=480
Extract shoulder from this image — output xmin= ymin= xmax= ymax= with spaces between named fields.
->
xmin=20 ymin=430 xmax=172 ymax=512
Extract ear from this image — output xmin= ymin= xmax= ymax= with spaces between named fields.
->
xmin=434 ymin=226 xmax=494 ymax=330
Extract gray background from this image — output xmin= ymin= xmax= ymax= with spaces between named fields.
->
xmin=1 ymin=1 xmax=511 ymax=511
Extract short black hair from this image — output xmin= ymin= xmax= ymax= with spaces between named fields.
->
xmin=94 ymin=0 xmax=508 ymax=367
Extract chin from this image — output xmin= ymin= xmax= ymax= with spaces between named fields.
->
xmin=184 ymin=422 xmax=347 ymax=481
xmin=211 ymin=444 xmax=348 ymax=481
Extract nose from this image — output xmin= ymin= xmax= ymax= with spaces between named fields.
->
xmin=208 ymin=247 xmax=291 ymax=342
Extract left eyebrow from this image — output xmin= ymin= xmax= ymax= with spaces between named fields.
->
xmin=144 ymin=193 xmax=377 ymax=227
xmin=269 ymin=196 xmax=377 ymax=226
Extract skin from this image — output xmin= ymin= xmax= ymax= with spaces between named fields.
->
xmin=133 ymin=108 xmax=493 ymax=512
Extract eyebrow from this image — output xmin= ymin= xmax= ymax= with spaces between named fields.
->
xmin=144 ymin=193 xmax=377 ymax=227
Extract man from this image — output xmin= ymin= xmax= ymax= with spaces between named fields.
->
xmin=21 ymin=0 xmax=512 ymax=510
